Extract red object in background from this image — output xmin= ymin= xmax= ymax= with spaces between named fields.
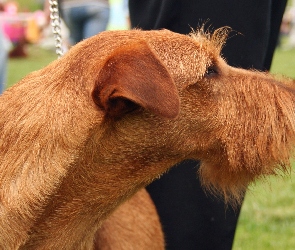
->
xmin=3 ymin=1 xmax=25 ymax=42
xmin=2 ymin=1 xmax=27 ymax=57
xmin=3 ymin=22 xmax=25 ymax=43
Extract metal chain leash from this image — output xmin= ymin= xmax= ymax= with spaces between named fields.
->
xmin=49 ymin=0 xmax=64 ymax=58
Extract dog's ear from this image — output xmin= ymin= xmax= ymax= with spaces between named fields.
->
xmin=92 ymin=41 xmax=180 ymax=119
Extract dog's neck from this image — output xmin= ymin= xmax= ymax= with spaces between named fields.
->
xmin=22 ymin=157 xmax=174 ymax=248
xmin=18 ymin=120 xmax=180 ymax=248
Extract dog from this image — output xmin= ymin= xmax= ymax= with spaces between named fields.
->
xmin=1 ymin=28 xmax=295 ymax=249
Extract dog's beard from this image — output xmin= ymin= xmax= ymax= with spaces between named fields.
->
xmin=198 ymin=74 xmax=295 ymax=206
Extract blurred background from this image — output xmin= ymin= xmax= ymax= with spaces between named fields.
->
xmin=0 ymin=0 xmax=295 ymax=249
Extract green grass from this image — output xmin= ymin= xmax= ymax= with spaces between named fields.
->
xmin=15 ymin=0 xmax=43 ymax=12
xmin=233 ymin=174 xmax=295 ymax=250
xmin=271 ymin=48 xmax=295 ymax=78
xmin=7 ymin=46 xmax=57 ymax=88
xmin=6 ymin=27 xmax=295 ymax=250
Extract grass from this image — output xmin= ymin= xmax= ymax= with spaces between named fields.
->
xmin=270 ymin=47 xmax=295 ymax=77
xmin=7 ymin=46 xmax=57 ymax=88
xmin=233 ymin=174 xmax=295 ymax=250
xmin=14 ymin=0 xmax=43 ymax=12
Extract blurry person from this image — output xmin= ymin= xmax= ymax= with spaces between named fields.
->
xmin=0 ymin=30 xmax=8 ymax=93
xmin=0 ymin=2 xmax=11 ymax=94
xmin=57 ymin=0 xmax=110 ymax=45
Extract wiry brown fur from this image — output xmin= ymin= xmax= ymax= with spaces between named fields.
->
xmin=0 ymin=28 xmax=295 ymax=248
xmin=94 ymin=189 xmax=164 ymax=250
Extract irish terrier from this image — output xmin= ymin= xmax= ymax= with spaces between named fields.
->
xmin=1 ymin=28 xmax=295 ymax=249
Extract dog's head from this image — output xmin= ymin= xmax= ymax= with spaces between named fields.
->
xmin=59 ymin=28 xmax=295 ymax=203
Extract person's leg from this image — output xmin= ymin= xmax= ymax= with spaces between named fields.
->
xmin=263 ymin=0 xmax=287 ymax=70
xmin=62 ymin=7 xmax=84 ymax=44
xmin=83 ymin=4 xmax=110 ymax=40
xmin=147 ymin=160 xmax=241 ymax=250
xmin=0 ymin=51 xmax=7 ymax=93
xmin=0 ymin=30 xmax=8 ymax=94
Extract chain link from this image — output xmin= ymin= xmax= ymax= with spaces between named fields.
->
xmin=49 ymin=0 xmax=64 ymax=58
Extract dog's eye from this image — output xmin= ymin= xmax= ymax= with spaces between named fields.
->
xmin=205 ymin=66 xmax=218 ymax=77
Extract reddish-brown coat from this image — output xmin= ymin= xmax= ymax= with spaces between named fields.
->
xmin=0 ymin=28 xmax=294 ymax=249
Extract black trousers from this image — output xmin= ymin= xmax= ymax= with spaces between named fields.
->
xmin=129 ymin=1 xmax=287 ymax=249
